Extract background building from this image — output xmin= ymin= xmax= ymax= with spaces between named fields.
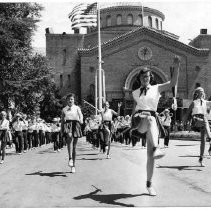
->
xmin=46 ymin=2 xmax=211 ymax=116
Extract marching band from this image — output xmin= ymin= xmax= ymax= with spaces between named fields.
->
xmin=0 ymin=112 xmax=66 ymax=164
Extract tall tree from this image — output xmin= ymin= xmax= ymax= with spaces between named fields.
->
xmin=0 ymin=3 xmax=60 ymax=117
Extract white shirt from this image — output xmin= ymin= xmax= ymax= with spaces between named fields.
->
xmin=132 ymin=85 xmax=161 ymax=111
xmin=102 ymin=109 xmax=113 ymax=121
xmin=22 ymin=120 xmax=28 ymax=130
xmin=192 ymin=99 xmax=207 ymax=116
xmin=162 ymin=116 xmax=172 ymax=126
xmin=37 ymin=122 xmax=45 ymax=131
xmin=63 ymin=105 xmax=83 ymax=123
xmin=28 ymin=123 xmax=34 ymax=133
xmin=45 ymin=125 xmax=52 ymax=132
xmin=13 ymin=120 xmax=24 ymax=131
xmin=51 ymin=124 xmax=60 ymax=132
xmin=0 ymin=119 xmax=10 ymax=130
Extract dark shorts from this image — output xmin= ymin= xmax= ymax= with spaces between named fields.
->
xmin=64 ymin=120 xmax=82 ymax=138
xmin=132 ymin=110 xmax=166 ymax=138
xmin=191 ymin=114 xmax=205 ymax=132
xmin=0 ymin=130 xmax=9 ymax=144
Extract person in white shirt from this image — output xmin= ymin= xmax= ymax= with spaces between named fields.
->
xmin=0 ymin=111 xmax=10 ymax=164
xmin=61 ymin=93 xmax=83 ymax=173
xmin=37 ymin=118 xmax=45 ymax=147
xmin=52 ymin=118 xmax=61 ymax=152
xmin=160 ymin=109 xmax=172 ymax=148
xmin=131 ymin=56 xmax=180 ymax=196
xmin=184 ymin=87 xmax=211 ymax=167
xmin=99 ymin=101 xmax=121 ymax=159
xmin=12 ymin=113 xmax=24 ymax=154
xmin=45 ymin=123 xmax=52 ymax=145
xmin=22 ymin=114 xmax=28 ymax=152
xmin=27 ymin=119 xmax=34 ymax=150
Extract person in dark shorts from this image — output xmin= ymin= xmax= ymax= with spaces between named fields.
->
xmin=131 ymin=56 xmax=180 ymax=196
xmin=61 ymin=93 xmax=83 ymax=173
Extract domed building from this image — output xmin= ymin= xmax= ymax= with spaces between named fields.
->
xmin=46 ymin=2 xmax=211 ymax=116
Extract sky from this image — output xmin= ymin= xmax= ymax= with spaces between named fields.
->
xmin=31 ymin=0 xmax=211 ymax=49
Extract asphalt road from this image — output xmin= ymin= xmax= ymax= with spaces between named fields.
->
xmin=0 ymin=137 xmax=211 ymax=207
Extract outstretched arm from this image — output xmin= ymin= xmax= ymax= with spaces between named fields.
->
xmin=158 ymin=56 xmax=180 ymax=93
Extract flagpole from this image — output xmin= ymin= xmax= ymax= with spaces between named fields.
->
xmin=95 ymin=70 xmax=98 ymax=115
xmin=102 ymin=69 xmax=106 ymax=102
xmin=97 ymin=2 xmax=102 ymax=110
xmin=142 ymin=3 xmax=145 ymax=26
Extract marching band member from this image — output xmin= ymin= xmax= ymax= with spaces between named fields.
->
xmin=183 ymin=87 xmax=211 ymax=167
xmin=122 ymin=115 xmax=131 ymax=145
xmin=22 ymin=114 xmax=29 ymax=152
xmin=12 ymin=113 xmax=24 ymax=154
xmin=27 ymin=118 xmax=34 ymax=150
xmin=0 ymin=111 xmax=10 ymax=164
xmin=89 ymin=115 xmax=101 ymax=149
xmin=160 ymin=109 xmax=172 ymax=148
xmin=61 ymin=93 xmax=83 ymax=173
xmin=99 ymin=101 xmax=121 ymax=159
xmin=84 ymin=118 xmax=92 ymax=144
xmin=45 ymin=123 xmax=52 ymax=145
xmin=52 ymin=118 xmax=61 ymax=152
xmin=32 ymin=117 xmax=39 ymax=148
xmin=131 ymin=56 xmax=180 ymax=196
xmin=37 ymin=118 xmax=45 ymax=147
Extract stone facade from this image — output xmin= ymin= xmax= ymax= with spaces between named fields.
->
xmin=46 ymin=3 xmax=211 ymax=115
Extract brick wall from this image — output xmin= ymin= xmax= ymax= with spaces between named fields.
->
xmin=46 ymin=33 xmax=84 ymax=98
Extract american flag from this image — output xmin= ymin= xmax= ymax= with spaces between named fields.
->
xmin=83 ymin=2 xmax=97 ymax=15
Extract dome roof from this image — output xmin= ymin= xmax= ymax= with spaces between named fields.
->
xmin=100 ymin=2 xmax=143 ymax=9
xmin=99 ymin=2 xmax=165 ymax=20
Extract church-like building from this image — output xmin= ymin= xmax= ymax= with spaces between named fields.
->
xmin=46 ymin=2 xmax=211 ymax=115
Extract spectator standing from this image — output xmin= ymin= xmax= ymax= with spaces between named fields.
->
xmin=0 ymin=111 xmax=10 ymax=164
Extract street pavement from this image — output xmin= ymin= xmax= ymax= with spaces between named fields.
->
xmin=0 ymin=137 xmax=211 ymax=207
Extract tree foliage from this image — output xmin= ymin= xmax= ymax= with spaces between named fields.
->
xmin=0 ymin=3 xmax=60 ymax=119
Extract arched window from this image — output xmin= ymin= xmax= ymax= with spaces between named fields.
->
xmin=160 ymin=21 xmax=163 ymax=30
xmin=155 ymin=18 xmax=159 ymax=29
xmin=134 ymin=14 xmax=143 ymax=26
xmin=116 ymin=14 xmax=122 ymax=25
xmin=127 ymin=14 xmax=133 ymax=25
xmin=148 ymin=16 xmax=152 ymax=27
xmin=106 ymin=15 xmax=111 ymax=27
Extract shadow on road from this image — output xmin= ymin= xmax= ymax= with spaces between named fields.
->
xmin=25 ymin=170 xmax=70 ymax=177
xmin=157 ymin=165 xmax=202 ymax=171
xmin=179 ymin=155 xmax=200 ymax=158
xmin=123 ymin=148 xmax=141 ymax=150
xmin=5 ymin=152 xmax=19 ymax=156
xmin=73 ymin=186 xmax=149 ymax=207
xmin=175 ymin=144 xmax=197 ymax=147
xmin=77 ymin=153 xmax=99 ymax=156
xmin=77 ymin=158 xmax=103 ymax=161
xmin=37 ymin=150 xmax=57 ymax=154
